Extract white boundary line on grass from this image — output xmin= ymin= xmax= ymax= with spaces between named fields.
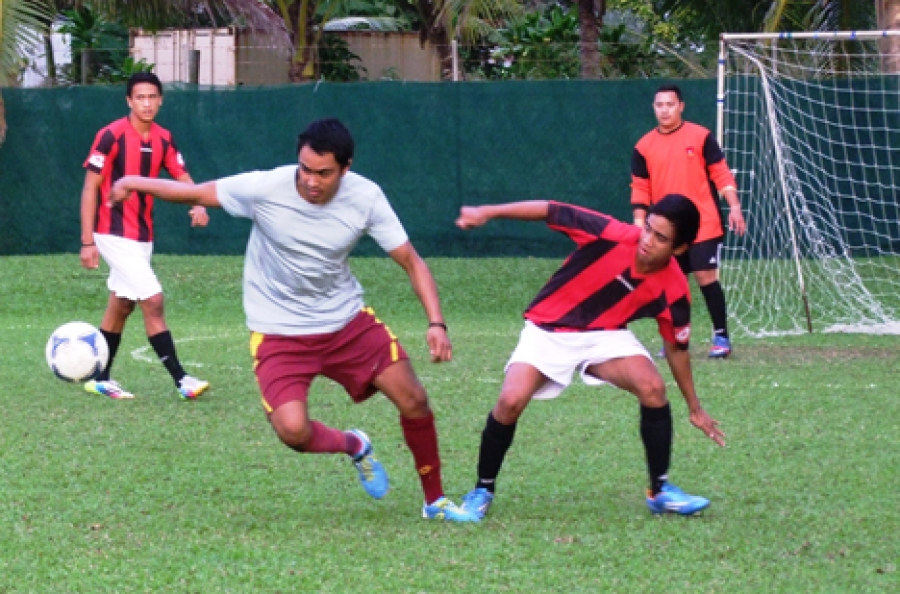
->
xmin=130 ymin=334 xmax=246 ymax=370
xmin=128 ymin=330 xmax=513 ymax=380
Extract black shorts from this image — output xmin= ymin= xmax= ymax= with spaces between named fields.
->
xmin=676 ymin=236 xmax=723 ymax=274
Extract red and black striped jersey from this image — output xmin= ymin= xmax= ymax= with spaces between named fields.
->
xmin=83 ymin=117 xmax=188 ymax=242
xmin=524 ymin=202 xmax=692 ymax=348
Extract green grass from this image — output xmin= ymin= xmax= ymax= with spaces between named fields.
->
xmin=1 ymin=255 xmax=899 ymax=592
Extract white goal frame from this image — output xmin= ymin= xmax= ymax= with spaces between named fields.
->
xmin=716 ymin=30 xmax=900 ymax=336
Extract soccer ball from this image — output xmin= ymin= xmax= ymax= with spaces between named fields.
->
xmin=46 ymin=322 xmax=109 ymax=383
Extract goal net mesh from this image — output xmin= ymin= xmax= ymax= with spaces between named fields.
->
xmin=720 ymin=33 xmax=900 ymax=336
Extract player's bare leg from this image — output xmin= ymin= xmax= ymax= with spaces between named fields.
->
xmin=84 ymin=294 xmax=135 ymax=398
xmin=268 ymin=399 xmax=387 ymax=498
xmin=97 ymin=293 xmax=134 ymax=378
xmin=462 ymin=363 xmax=547 ymax=519
xmin=374 ymin=360 xmax=476 ymax=520
xmin=587 ymin=356 xmax=710 ymax=515
xmin=269 ymin=400 xmax=357 ymax=454
xmin=139 ymin=292 xmax=208 ymax=398
xmin=100 ymin=293 xmax=135 ymax=334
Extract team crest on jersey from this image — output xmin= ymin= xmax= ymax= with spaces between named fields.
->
xmin=88 ymin=153 xmax=105 ymax=169
xmin=686 ymin=146 xmax=696 ymax=158
xmin=676 ymin=327 xmax=691 ymax=342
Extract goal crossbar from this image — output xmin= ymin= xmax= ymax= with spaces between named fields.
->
xmin=721 ymin=30 xmax=900 ymax=42
xmin=715 ymin=31 xmax=900 ymax=336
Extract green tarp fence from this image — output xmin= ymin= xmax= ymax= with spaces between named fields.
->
xmin=0 ymin=79 xmax=717 ymax=257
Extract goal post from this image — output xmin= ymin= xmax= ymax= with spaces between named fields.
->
xmin=717 ymin=31 xmax=900 ymax=337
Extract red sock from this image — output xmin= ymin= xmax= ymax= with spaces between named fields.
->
xmin=400 ymin=411 xmax=444 ymax=504
xmin=303 ymin=421 xmax=357 ymax=455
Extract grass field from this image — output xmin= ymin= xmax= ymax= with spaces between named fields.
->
xmin=1 ymin=255 xmax=899 ymax=592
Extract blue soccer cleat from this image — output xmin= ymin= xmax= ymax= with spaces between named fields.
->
xmin=422 ymin=497 xmax=479 ymax=522
xmin=349 ymin=429 xmax=389 ymax=499
xmin=709 ymin=335 xmax=732 ymax=359
xmin=646 ymin=482 xmax=710 ymax=516
xmin=460 ymin=487 xmax=495 ymax=520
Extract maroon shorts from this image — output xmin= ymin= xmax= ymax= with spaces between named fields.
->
xmin=251 ymin=308 xmax=409 ymax=413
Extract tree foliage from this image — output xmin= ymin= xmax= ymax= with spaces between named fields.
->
xmin=0 ymin=0 xmax=54 ymax=145
xmin=653 ymin=0 xmax=877 ymax=41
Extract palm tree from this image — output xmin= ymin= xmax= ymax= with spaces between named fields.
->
xmin=576 ymin=0 xmax=602 ymax=78
xmin=0 ymin=0 xmax=53 ymax=146
xmin=418 ymin=0 xmax=522 ymax=79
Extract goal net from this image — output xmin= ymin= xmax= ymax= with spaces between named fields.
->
xmin=718 ymin=31 xmax=900 ymax=337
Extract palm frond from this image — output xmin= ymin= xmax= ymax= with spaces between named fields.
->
xmin=323 ymin=16 xmax=406 ymax=31
xmin=440 ymin=0 xmax=522 ymax=43
xmin=1 ymin=0 xmax=54 ymax=86
xmin=88 ymin=0 xmax=290 ymax=45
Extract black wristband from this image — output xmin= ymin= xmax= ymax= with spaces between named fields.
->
xmin=81 ymin=243 xmax=95 ymax=247
xmin=429 ymin=322 xmax=448 ymax=331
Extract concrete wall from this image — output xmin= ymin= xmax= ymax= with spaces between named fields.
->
xmin=333 ymin=32 xmax=441 ymax=81
xmin=131 ymin=28 xmax=291 ymax=86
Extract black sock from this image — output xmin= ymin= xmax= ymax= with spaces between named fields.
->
xmin=148 ymin=331 xmax=186 ymax=384
xmin=700 ymin=281 xmax=729 ymax=339
xmin=640 ymin=403 xmax=672 ymax=495
xmin=98 ymin=330 xmax=122 ymax=382
xmin=476 ymin=412 xmax=517 ymax=494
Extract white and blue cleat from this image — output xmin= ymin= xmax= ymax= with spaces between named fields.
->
xmin=423 ymin=496 xmax=479 ymax=522
xmin=460 ymin=487 xmax=495 ymax=521
xmin=349 ymin=429 xmax=389 ymax=499
xmin=646 ymin=482 xmax=710 ymax=516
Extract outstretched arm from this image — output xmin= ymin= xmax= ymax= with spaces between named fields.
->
xmin=109 ymin=176 xmax=222 ymax=209
xmin=389 ymin=241 xmax=452 ymax=363
xmin=175 ymin=173 xmax=211 ymax=227
xmin=456 ymin=201 xmax=549 ymax=230
xmin=662 ymin=341 xmax=726 ymax=447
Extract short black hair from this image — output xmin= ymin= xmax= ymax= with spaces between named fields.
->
xmin=127 ymin=72 xmax=163 ymax=97
xmin=655 ymin=83 xmax=683 ymax=102
xmin=648 ymin=194 xmax=700 ymax=248
xmin=296 ymin=118 xmax=354 ymax=168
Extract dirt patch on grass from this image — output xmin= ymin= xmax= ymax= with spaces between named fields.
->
xmin=706 ymin=344 xmax=899 ymax=365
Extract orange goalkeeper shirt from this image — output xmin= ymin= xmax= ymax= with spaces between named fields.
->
xmin=630 ymin=121 xmax=737 ymax=243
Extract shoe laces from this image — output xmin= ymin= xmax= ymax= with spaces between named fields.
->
xmin=464 ymin=488 xmax=489 ymax=504
xmin=354 ymin=455 xmax=377 ymax=481
xmin=104 ymin=380 xmax=127 ymax=394
xmin=428 ymin=497 xmax=458 ymax=513
xmin=180 ymin=375 xmax=202 ymax=389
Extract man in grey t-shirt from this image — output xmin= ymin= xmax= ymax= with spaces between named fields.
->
xmin=110 ymin=118 xmax=476 ymax=522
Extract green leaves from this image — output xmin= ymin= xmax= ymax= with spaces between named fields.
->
xmin=0 ymin=0 xmax=53 ymax=87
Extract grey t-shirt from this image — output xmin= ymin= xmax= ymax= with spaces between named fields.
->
xmin=216 ymin=165 xmax=409 ymax=335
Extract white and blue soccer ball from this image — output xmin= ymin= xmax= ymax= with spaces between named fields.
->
xmin=46 ymin=322 xmax=109 ymax=383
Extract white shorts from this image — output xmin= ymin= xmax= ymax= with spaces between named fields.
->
xmin=506 ymin=322 xmax=653 ymax=400
xmin=94 ymin=234 xmax=162 ymax=301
